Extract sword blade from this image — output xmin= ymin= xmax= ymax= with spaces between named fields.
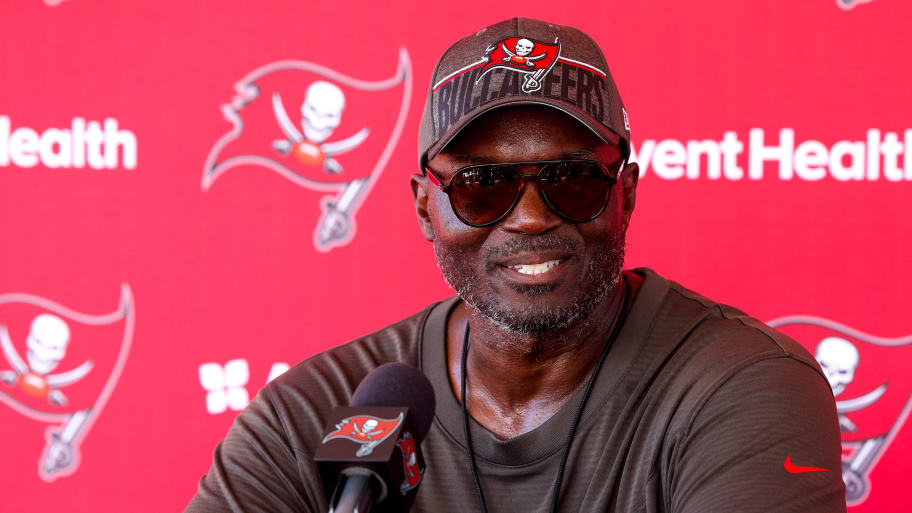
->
xmin=321 ymin=127 xmax=369 ymax=156
xmin=271 ymin=92 xmax=303 ymax=143
xmin=836 ymin=383 xmax=888 ymax=413
xmin=0 ymin=325 xmax=28 ymax=374
xmin=46 ymin=360 xmax=94 ymax=388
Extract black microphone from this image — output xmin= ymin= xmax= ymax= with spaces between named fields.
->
xmin=314 ymin=363 xmax=436 ymax=513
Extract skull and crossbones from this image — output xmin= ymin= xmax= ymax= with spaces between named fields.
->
xmin=816 ymin=336 xmax=859 ymax=397
xmin=354 ymin=418 xmax=383 ymax=440
xmin=501 ymin=38 xmax=546 ymax=67
xmin=814 ymin=336 xmax=888 ymax=434
xmin=271 ymin=81 xmax=370 ymax=175
xmin=0 ymin=314 xmax=93 ymax=406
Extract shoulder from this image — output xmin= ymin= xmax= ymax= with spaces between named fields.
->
xmin=651 ymin=269 xmax=823 ymax=379
xmin=257 ymin=301 xmax=441 ymax=454
xmin=633 ymin=269 xmax=831 ymax=422
xmin=632 ymin=273 xmax=844 ymax=510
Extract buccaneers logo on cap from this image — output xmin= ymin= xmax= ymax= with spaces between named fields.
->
xmin=478 ymin=37 xmax=560 ymax=94
xmin=396 ymin=431 xmax=423 ymax=494
xmin=202 ymin=49 xmax=412 ymax=252
xmin=769 ymin=315 xmax=912 ymax=506
xmin=321 ymin=413 xmax=403 ymax=457
xmin=0 ymin=285 xmax=134 ymax=481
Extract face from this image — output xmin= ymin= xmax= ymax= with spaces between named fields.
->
xmin=412 ymin=106 xmax=638 ymax=334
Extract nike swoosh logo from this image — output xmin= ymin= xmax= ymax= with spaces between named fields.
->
xmin=784 ymin=453 xmax=830 ymax=474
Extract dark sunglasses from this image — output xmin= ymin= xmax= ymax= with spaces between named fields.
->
xmin=425 ymin=157 xmax=625 ymax=227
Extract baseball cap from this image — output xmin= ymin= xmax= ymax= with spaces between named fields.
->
xmin=418 ymin=17 xmax=631 ymax=169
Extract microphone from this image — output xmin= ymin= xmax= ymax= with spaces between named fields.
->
xmin=314 ymin=363 xmax=436 ymax=513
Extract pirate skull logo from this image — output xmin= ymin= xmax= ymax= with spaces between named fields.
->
xmin=321 ymin=413 xmax=404 ymax=457
xmin=271 ymin=80 xmax=370 ymax=175
xmin=1 ymin=314 xmax=93 ymax=406
xmin=0 ymin=285 xmax=134 ymax=481
xmin=500 ymin=38 xmax=546 ymax=68
xmin=201 ymin=50 xmax=412 ymax=252
xmin=816 ymin=336 xmax=860 ymax=397
xmin=301 ymin=81 xmax=345 ymax=143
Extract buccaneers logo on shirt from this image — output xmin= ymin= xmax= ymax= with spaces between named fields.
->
xmin=769 ymin=315 xmax=912 ymax=506
xmin=321 ymin=413 xmax=403 ymax=457
xmin=0 ymin=285 xmax=134 ymax=481
xmin=202 ymin=49 xmax=412 ymax=252
xmin=478 ymin=37 xmax=560 ymax=94
xmin=396 ymin=431 xmax=422 ymax=494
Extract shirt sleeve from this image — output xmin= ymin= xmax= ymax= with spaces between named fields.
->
xmin=184 ymin=385 xmax=316 ymax=513
xmin=669 ymin=356 xmax=846 ymax=513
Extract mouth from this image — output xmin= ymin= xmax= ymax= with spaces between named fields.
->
xmin=493 ymin=251 xmax=573 ymax=285
xmin=503 ymin=258 xmax=565 ymax=275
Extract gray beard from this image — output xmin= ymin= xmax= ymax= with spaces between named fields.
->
xmin=434 ymin=233 xmax=625 ymax=334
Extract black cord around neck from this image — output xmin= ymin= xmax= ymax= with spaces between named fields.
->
xmin=461 ymin=325 xmax=489 ymax=513
xmin=460 ymin=280 xmax=630 ymax=513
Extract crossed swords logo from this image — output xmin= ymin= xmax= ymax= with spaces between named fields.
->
xmin=0 ymin=286 xmax=133 ymax=481
xmin=0 ymin=323 xmax=93 ymax=406
xmin=480 ymin=37 xmax=560 ymax=94
xmin=0 ymin=318 xmax=93 ymax=478
xmin=269 ymin=87 xmax=371 ymax=249
xmin=202 ymin=50 xmax=413 ymax=253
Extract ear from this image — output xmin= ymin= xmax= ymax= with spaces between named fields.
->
xmin=410 ymin=173 xmax=435 ymax=241
xmin=619 ymin=162 xmax=639 ymax=233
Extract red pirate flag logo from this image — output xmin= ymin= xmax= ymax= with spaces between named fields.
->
xmin=0 ymin=285 xmax=134 ymax=481
xmin=396 ymin=431 xmax=423 ymax=494
xmin=769 ymin=315 xmax=912 ymax=506
xmin=321 ymin=413 xmax=403 ymax=457
xmin=478 ymin=37 xmax=560 ymax=93
xmin=202 ymin=49 xmax=412 ymax=252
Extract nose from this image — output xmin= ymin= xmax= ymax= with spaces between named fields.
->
xmin=499 ymin=179 xmax=562 ymax=234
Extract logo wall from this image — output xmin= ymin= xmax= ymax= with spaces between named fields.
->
xmin=0 ymin=285 xmax=134 ymax=481
xmin=768 ymin=315 xmax=912 ymax=506
xmin=202 ymin=49 xmax=412 ymax=252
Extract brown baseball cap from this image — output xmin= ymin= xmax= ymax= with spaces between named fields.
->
xmin=418 ymin=17 xmax=631 ymax=169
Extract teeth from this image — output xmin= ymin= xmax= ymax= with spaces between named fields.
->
xmin=507 ymin=259 xmax=562 ymax=275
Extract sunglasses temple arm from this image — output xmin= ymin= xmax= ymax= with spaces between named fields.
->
xmin=424 ymin=168 xmax=447 ymax=191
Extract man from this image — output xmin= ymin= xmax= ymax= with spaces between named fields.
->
xmin=187 ymin=18 xmax=845 ymax=512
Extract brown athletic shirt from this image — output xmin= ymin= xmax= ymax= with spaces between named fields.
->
xmin=185 ymin=268 xmax=846 ymax=513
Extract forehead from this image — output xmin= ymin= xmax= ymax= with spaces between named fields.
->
xmin=438 ymin=105 xmax=614 ymax=164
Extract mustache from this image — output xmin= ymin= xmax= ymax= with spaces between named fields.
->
xmin=483 ymin=234 xmax=581 ymax=271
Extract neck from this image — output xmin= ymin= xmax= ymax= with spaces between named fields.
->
xmin=448 ymin=277 xmax=627 ymax=439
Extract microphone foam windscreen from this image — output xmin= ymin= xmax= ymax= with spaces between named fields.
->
xmin=351 ymin=362 xmax=437 ymax=442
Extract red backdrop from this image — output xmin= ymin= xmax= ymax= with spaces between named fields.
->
xmin=0 ymin=0 xmax=909 ymax=511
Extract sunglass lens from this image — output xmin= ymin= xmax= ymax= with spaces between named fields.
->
xmin=540 ymin=161 xmax=613 ymax=221
xmin=450 ymin=165 xmax=522 ymax=226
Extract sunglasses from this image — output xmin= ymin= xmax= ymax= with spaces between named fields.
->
xmin=425 ymin=156 xmax=625 ymax=227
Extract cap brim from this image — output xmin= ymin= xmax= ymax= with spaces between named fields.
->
xmin=423 ymin=96 xmax=627 ymax=168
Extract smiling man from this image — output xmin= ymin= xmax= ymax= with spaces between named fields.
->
xmin=187 ymin=18 xmax=846 ymax=513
